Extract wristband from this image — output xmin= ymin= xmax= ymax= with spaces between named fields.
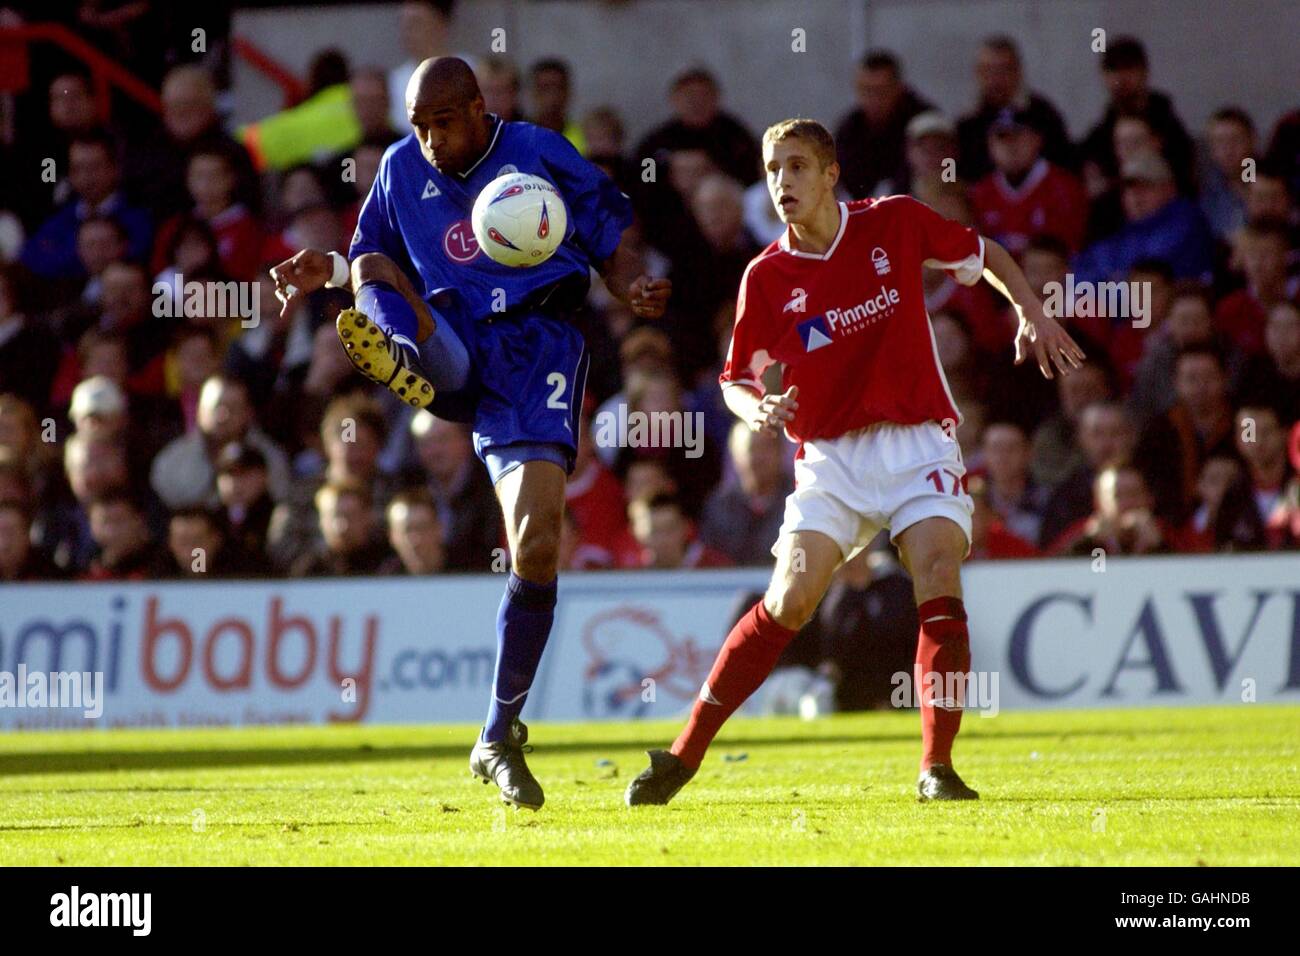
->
xmin=323 ymin=250 xmax=350 ymax=289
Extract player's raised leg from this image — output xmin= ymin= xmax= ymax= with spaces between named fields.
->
xmin=468 ymin=458 xmax=567 ymax=810
xmin=626 ymin=530 xmax=842 ymax=806
xmin=895 ymin=515 xmax=980 ymax=802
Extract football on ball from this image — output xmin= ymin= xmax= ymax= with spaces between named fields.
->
xmin=471 ymin=172 xmax=568 ymax=268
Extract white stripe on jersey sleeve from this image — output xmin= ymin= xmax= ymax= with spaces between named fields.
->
xmin=923 ymin=235 xmax=986 ymax=287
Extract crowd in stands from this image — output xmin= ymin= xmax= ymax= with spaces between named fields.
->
xmin=2 ymin=0 xmax=1299 ymax=588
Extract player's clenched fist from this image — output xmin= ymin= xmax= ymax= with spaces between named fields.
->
xmin=270 ymin=249 xmax=332 ymax=318
xmin=748 ymin=385 xmax=799 ymax=432
xmin=627 ymin=275 xmax=672 ymax=319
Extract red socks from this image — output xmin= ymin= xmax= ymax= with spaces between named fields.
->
xmin=670 ymin=600 xmax=796 ymax=769
xmin=914 ymin=596 xmax=971 ymax=771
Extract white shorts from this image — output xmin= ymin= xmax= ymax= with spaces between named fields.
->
xmin=774 ymin=421 xmax=974 ymax=561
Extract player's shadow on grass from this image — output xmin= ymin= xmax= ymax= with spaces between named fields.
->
xmin=0 ymin=726 xmax=1179 ymax=776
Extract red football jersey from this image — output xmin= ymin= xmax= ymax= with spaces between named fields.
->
xmin=971 ymin=159 xmax=1088 ymax=256
xmin=721 ymin=196 xmax=985 ymax=444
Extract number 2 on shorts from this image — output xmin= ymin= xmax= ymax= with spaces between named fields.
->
xmin=546 ymin=372 xmax=568 ymax=410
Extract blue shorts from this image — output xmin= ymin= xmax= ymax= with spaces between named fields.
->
xmin=428 ymin=310 xmax=587 ymax=483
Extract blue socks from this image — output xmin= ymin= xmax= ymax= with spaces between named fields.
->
xmin=354 ymin=280 xmax=470 ymax=391
xmin=483 ymin=572 xmax=557 ymax=742
xmin=355 ymin=280 xmax=418 ymax=344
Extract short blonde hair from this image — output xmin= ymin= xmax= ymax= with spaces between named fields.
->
xmin=762 ymin=118 xmax=836 ymax=169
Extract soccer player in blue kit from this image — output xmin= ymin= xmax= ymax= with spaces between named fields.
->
xmin=271 ymin=57 xmax=671 ymax=810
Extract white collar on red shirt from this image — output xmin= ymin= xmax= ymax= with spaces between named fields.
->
xmin=993 ymin=157 xmax=1050 ymax=203
xmin=778 ymin=201 xmax=849 ymax=260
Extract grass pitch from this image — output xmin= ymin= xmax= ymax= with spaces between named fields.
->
xmin=1 ymin=705 xmax=1297 ymax=866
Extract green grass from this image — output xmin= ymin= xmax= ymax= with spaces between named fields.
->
xmin=1 ymin=705 xmax=1297 ymax=865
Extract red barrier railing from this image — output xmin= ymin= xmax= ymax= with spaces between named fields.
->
xmin=0 ymin=22 xmax=161 ymax=118
xmin=231 ymin=35 xmax=305 ymax=109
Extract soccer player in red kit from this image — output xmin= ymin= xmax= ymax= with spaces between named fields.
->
xmin=626 ymin=118 xmax=1085 ymax=805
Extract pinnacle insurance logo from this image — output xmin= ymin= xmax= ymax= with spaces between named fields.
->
xmin=797 ymin=286 xmax=902 ymax=352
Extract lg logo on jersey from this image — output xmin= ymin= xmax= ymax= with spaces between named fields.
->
xmin=444 ymin=219 xmax=482 ymax=263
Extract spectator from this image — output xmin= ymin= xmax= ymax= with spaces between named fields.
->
xmin=1184 ymin=454 xmax=1267 ymax=552
xmin=1053 ymin=464 xmax=1177 ymax=556
xmin=967 ymin=473 xmax=1040 ymax=559
xmin=215 ymin=442 xmax=276 ymax=562
xmin=1039 ymin=400 xmax=1136 ymax=548
xmin=1215 ymin=220 xmax=1298 ymax=355
xmin=1029 ymin=343 xmax=1112 ymax=496
xmin=1073 ymin=152 xmax=1215 ymax=285
xmin=269 ymin=392 xmax=396 ymax=568
xmin=44 ymin=433 xmax=130 ymax=572
xmin=290 ymin=480 xmax=394 ymax=577
xmin=84 ymin=490 xmax=163 ymax=580
xmin=386 ymin=1 xmax=462 ymax=133
xmin=628 ymin=492 xmax=731 ymax=569
xmin=528 ymin=58 xmax=584 ymax=153
xmin=1129 ymin=281 xmax=1239 ymax=422
xmin=582 ymin=106 xmax=626 ymax=162
xmin=566 ymin=405 xmax=632 ymax=570
xmin=126 ymin=64 xmax=260 ymax=219
xmin=1200 ymin=107 xmax=1257 ymax=240
xmin=699 ymin=421 xmax=792 ymax=565
xmin=480 ymin=56 xmax=525 ymax=123
xmin=151 ymin=375 xmax=290 ymax=510
xmin=1237 ymin=299 xmax=1300 ymax=425
xmin=1135 ymin=344 xmax=1237 ymax=522
xmin=956 ymin=35 xmax=1072 ymax=180
xmin=166 ymin=506 xmax=267 ymax=578
xmin=873 ymin=110 xmax=960 ymax=204
xmin=834 ymin=50 xmax=932 ymax=200
xmin=971 ymin=108 xmax=1088 ymax=256
xmin=75 ymin=216 xmax=129 ymax=305
xmin=151 ymin=148 xmax=263 ymax=282
xmin=53 ymin=260 xmax=173 ymax=400
xmin=8 ymin=70 xmax=101 ymax=225
xmin=637 ymin=67 xmax=761 ymax=187
xmin=1103 ymin=258 xmax=1177 ymax=389
xmin=669 ymin=174 xmax=757 ymax=359
xmin=612 ymin=367 xmax=721 ymax=517
xmin=20 ymin=130 xmax=152 ymax=281
xmin=405 ymin=410 xmax=502 ymax=571
xmin=382 ymin=487 xmax=447 ymax=575
xmin=350 ymin=66 xmax=397 ymax=141
xmin=1234 ymin=404 xmax=1293 ymax=541
xmin=1079 ymin=36 xmax=1194 ymax=193
xmin=978 ymin=421 xmax=1051 ymax=544
xmin=1265 ymin=422 xmax=1300 ymax=547
xmin=0 ymin=499 xmax=62 ymax=580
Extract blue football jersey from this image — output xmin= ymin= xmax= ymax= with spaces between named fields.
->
xmin=349 ymin=115 xmax=633 ymax=322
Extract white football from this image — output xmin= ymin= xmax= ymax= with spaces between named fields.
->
xmin=471 ymin=172 xmax=567 ymax=268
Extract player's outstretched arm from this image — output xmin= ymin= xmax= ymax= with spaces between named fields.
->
xmin=980 ymin=238 xmax=1086 ymax=380
xmin=724 ymin=382 xmax=799 ymax=433
xmin=269 ymin=249 xmax=434 ymax=340
xmin=598 ymin=230 xmax=672 ymax=319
